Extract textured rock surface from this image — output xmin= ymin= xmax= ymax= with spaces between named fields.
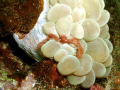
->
xmin=0 ymin=0 xmax=44 ymax=37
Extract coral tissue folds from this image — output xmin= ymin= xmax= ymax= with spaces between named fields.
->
xmin=13 ymin=0 xmax=113 ymax=88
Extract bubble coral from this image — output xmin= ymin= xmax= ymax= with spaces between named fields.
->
xmin=13 ymin=0 xmax=113 ymax=89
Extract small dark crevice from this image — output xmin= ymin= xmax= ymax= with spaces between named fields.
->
xmin=0 ymin=34 xmax=36 ymax=65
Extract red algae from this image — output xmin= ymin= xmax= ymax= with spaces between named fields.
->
xmin=0 ymin=42 xmax=29 ymax=73
xmin=8 ymin=72 xmax=28 ymax=87
xmin=0 ymin=0 xmax=44 ymax=37
xmin=0 ymin=42 xmax=30 ymax=89
xmin=90 ymin=84 xmax=104 ymax=90
xmin=0 ymin=41 xmax=75 ymax=89
xmin=31 ymin=60 xmax=68 ymax=89
xmin=38 ymin=34 xmax=84 ymax=59
xmin=37 ymin=34 xmax=59 ymax=49
xmin=114 ymin=71 xmax=120 ymax=76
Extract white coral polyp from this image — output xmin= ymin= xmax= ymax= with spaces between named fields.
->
xmin=13 ymin=0 xmax=113 ymax=88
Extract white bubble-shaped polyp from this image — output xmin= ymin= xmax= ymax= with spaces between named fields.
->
xmin=82 ymin=19 xmax=100 ymax=42
xmin=104 ymin=33 xmax=110 ymax=39
xmin=43 ymin=22 xmax=59 ymax=36
xmin=103 ymin=55 xmax=113 ymax=67
xmin=74 ymin=54 xmax=93 ymax=76
xmin=76 ymin=0 xmax=83 ymax=6
xmin=59 ymin=0 xmax=77 ymax=10
xmin=98 ymin=0 xmax=105 ymax=10
xmin=104 ymin=39 xmax=113 ymax=53
xmin=82 ymin=0 xmax=101 ymax=21
xmin=47 ymin=4 xmax=71 ymax=23
xmin=70 ymin=23 xmax=84 ymax=39
xmin=41 ymin=40 xmax=61 ymax=58
xmin=97 ymin=10 xmax=110 ymax=27
xmin=72 ymin=6 xmax=86 ymax=23
xmin=103 ymin=65 xmax=112 ymax=78
xmin=49 ymin=0 xmax=58 ymax=6
xmin=92 ymin=61 xmax=106 ymax=78
xmin=54 ymin=49 xmax=68 ymax=62
xmin=67 ymin=15 xmax=73 ymax=23
xmin=99 ymin=24 xmax=109 ymax=39
xmin=57 ymin=55 xmax=80 ymax=75
xmin=61 ymin=44 xmax=75 ymax=55
xmin=68 ymin=75 xmax=86 ymax=85
xmin=86 ymin=38 xmax=109 ymax=63
xmin=81 ymin=69 xmax=95 ymax=88
xmin=56 ymin=18 xmax=71 ymax=37
xmin=79 ymin=39 xmax=87 ymax=53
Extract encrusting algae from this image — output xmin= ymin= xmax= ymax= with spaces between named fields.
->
xmin=0 ymin=0 xmax=44 ymax=36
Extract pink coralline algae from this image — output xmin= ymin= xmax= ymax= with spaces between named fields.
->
xmin=90 ymin=84 xmax=104 ymax=90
